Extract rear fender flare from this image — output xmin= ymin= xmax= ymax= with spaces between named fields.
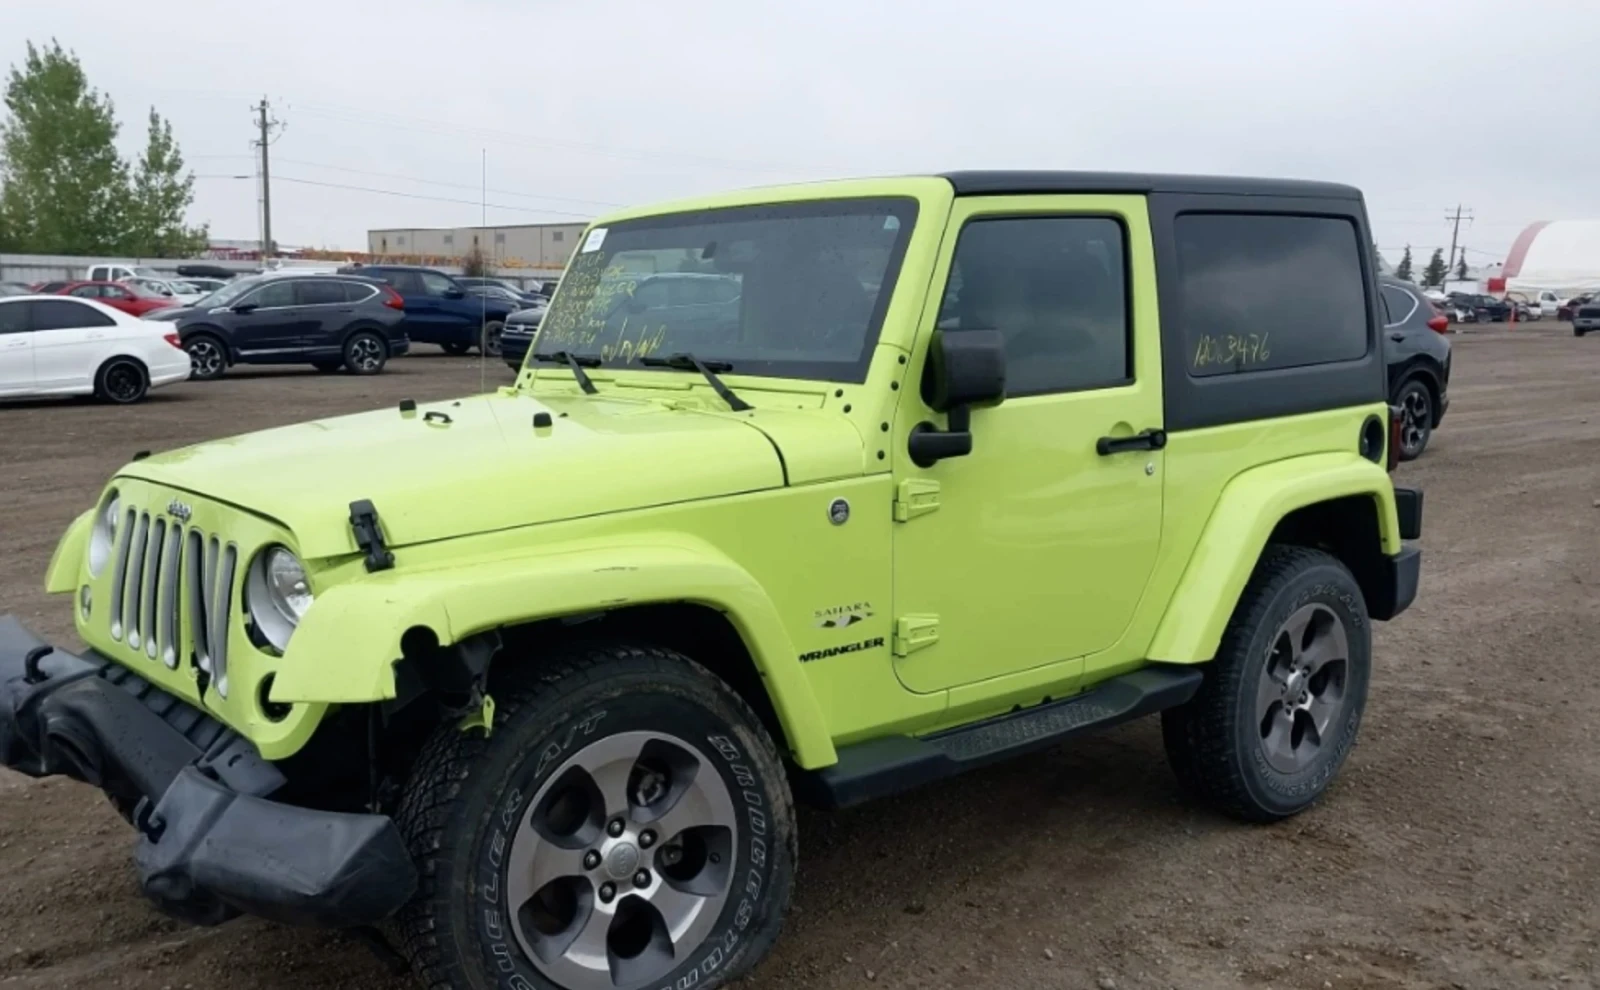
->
xmin=269 ymin=537 xmax=836 ymax=768
xmin=1147 ymin=453 xmax=1401 ymax=664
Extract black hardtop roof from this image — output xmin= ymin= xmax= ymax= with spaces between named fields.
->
xmin=942 ymin=171 xmax=1362 ymax=201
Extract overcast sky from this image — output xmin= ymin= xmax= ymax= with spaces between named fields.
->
xmin=5 ymin=0 xmax=1598 ymax=262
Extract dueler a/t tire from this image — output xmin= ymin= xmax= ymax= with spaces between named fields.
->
xmin=1161 ymin=545 xmax=1372 ymax=823
xmin=394 ymin=643 xmax=796 ymax=990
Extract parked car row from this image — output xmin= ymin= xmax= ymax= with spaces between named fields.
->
xmin=0 ymin=260 xmax=550 ymax=400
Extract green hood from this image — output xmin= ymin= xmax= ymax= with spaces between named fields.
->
xmin=119 ymin=392 xmax=799 ymax=559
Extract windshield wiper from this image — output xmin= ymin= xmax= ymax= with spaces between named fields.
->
xmin=533 ymin=351 xmax=600 ymax=395
xmin=641 ymin=353 xmax=751 ymax=412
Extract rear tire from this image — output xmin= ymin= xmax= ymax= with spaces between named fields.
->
xmin=312 ymin=361 xmax=343 ymax=373
xmin=480 ymin=319 xmax=505 ymax=357
xmin=440 ymin=342 xmax=471 ymax=356
xmin=1576 ymin=328 xmax=1587 ymax=338
xmin=343 ymin=331 xmax=388 ymax=375
xmin=1162 ymin=545 xmax=1370 ymax=823
xmin=184 ymin=333 xmax=227 ymax=381
xmin=1393 ymin=378 xmax=1433 ymax=461
xmin=95 ymin=358 xmax=149 ymax=404
xmin=395 ymin=643 xmax=796 ymax=990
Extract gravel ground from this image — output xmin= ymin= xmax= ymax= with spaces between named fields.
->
xmin=1 ymin=330 xmax=1597 ymax=990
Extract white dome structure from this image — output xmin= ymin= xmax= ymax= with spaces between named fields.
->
xmin=1501 ymin=221 xmax=1600 ymax=294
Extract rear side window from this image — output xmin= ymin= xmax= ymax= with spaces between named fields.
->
xmin=937 ymin=216 xmax=1129 ymax=395
xmin=32 ymin=300 xmax=115 ymax=330
xmin=0 ymin=301 xmax=28 ymax=333
xmin=297 ymin=280 xmax=349 ymax=306
xmin=1381 ymin=285 xmax=1418 ymax=327
xmin=1175 ymin=214 xmax=1368 ymax=377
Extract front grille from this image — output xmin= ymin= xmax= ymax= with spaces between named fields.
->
xmin=108 ymin=510 xmax=238 ymax=695
xmin=1578 ymin=307 xmax=1600 ymax=319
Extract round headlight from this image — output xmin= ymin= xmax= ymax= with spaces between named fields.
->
xmin=87 ymin=491 xmax=120 ymax=577
xmin=246 ymin=546 xmax=313 ymax=653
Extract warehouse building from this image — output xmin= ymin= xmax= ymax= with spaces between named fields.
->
xmin=366 ymin=221 xmax=588 ymax=269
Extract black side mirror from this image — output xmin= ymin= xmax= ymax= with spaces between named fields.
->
xmin=908 ymin=329 xmax=1006 ymax=468
xmin=443 ymin=287 xmax=465 ymax=299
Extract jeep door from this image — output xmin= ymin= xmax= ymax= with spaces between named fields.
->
xmin=891 ymin=196 xmax=1164 ymax=695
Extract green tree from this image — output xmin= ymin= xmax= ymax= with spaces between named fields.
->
xmin=1421 ymin=248 xmax=1448 ymax=287
xmin=0 ymin=40 xmax=127 ymax=253
xmin=1394 ymin=245 xmax=1414 ymax=282
xmin=1455 ymin=254 xmax=1469 ymax=280
xmin=125 ymin=107 xmax=206 ymax=256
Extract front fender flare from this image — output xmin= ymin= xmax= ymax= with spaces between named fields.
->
xmin=1147 ymin=453 xmax=1401 ymax=664
xmin=270 ymin=538 xmax=836 ymax=768
xmin=45 ymin=509 xmax=94 ymax=594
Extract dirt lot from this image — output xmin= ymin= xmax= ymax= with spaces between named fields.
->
xmin=2 ymin=331 xmax=1597 ymax=990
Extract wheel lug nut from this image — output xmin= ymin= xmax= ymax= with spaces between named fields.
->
xmin=606 ymin=818 xmax=625 ymax=838
xmin=639 ymin=830 xmax=656 ymax=849
xmin=633 ymin=869 xmax=651 ymax=887
xmin=583 ymin=850 xmax=601 ymax=870
xmin=598 ymin=882 xmax=616 ymax=903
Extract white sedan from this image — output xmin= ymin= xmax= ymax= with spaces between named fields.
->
xmin=0 ymin=295 xmax=191 ymax=403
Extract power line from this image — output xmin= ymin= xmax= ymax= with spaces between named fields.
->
xmin=271 ymin=157 xmax=624 ymax=208
xmin=287 ymin=102 xmax=844 ymax=175
xmin=272 ymin=175 xmax=594 ymax=218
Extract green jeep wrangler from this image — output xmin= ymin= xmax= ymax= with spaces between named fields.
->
xmin=1 ymin=172 xmax=1422 ymax=990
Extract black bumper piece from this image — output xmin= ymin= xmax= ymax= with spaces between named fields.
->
xmin=0 ymin=616 xmax=415 ymax=928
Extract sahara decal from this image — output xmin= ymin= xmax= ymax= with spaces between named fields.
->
xmin=814 ymin=601 xmax=874 ymax=629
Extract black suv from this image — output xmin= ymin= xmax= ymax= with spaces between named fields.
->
xmin=338 ymin=265 xmax=518 ymax=356
xmin=166 ymin=274 xmax=409 ymax=381
xmin=1381 ymin=277 xmax=1452 ymax=459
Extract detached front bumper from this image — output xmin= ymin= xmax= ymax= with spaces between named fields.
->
xmin=0 ymin=616 xmax=415 ymax=928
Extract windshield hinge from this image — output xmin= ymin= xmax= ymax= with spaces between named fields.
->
xmin=349 ymin=499 xmax=395 ymax=572
xmin=893 ymin=614 xmax=940 ymax=657
xmin=893 ymin=479 xmax=941 ymax=522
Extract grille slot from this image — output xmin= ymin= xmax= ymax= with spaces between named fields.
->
xmin=108 ymin=508 xmax=136 ymax=640
xmin=187 ymin=532 xmax=239 ymax=697
xmin=157 ymin=523 xmax=182 ymax=668
xmin=140 ymin=518 xmax=164 ymax=658
xmin=122 ymin=513 xmax=150 ymax=650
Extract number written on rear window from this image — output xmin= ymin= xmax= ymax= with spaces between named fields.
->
xmin=1175 ymin=214 xmax=1369 ymax=377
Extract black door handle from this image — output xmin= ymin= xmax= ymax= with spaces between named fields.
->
xmin=1096 ymin=429 xmax=1167 ymax=456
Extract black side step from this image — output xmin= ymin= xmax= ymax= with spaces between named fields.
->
xmin=794 ymin=664 xmax=1204 ymax=810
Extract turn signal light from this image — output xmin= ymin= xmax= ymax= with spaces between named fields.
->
xmin=1387 ymin=404 xmax=1403 ymax=472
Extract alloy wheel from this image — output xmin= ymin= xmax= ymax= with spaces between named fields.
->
xmin=1401 ymin=386 xmax=1431 ymax=456
xmin=187 ymin=339 xmax=223 ymax=378
xmin=349 ymin=335 xmax=384 ymax=372
xmin=103 ymin=362 xmax=144 ymax=402
xmin=505 ymin=731 xmax=737 ymax=990
xmin=1255 ymin=603 xmax=1350 ymax=773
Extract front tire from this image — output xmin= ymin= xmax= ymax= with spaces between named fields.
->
xmin=1162 ymin=545 xmax=1371 ymax=823
xmin=440 ymin=342 xmax=472 ymax=356
xmin=395 ymin=643 xmax=796 ymax=990
xmin=95 ymin=358 xmax=149 ymax=404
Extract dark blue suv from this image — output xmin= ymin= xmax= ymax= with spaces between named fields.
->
xmin=340 ymin=265 xmax=518 ymax=356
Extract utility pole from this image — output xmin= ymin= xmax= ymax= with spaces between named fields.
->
xmin=251 ymin=98 xmax=283 ymax=260
xmin=1445 ymin=204 xmax=1474 ymax=282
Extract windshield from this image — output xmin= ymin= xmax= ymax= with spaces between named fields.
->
xmin=536 ymin=197 xmax=917 ymax=382
xmin=124 ymin=281 xmax=166 ymax=299
xmin=191 ymin=276 xmax=262 ymax=309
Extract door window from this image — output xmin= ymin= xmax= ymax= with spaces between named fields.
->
xmin=69 ymin=285 xmax=100 ymax=299
xmin=936 ymin=216 xmax=1130 ymax=395
xmin=419 ymin=272 xmax=457 ymax=296
xmin=243 ymin=281 xmax=297 ymax=309
xmin=383 ymin=270 xmax=425 ymax=294
xmin=0 ymin=301 xmax=28 ymax=333
xmin=31 ymin=300 xmax=115 ymax=330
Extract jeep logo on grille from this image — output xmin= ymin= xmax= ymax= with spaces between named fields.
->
xmin=167 ymin=499 xmax=192 ymax=522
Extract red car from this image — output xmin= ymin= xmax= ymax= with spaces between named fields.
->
xmin=49 ymin=280 xmax=177 ymax=317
